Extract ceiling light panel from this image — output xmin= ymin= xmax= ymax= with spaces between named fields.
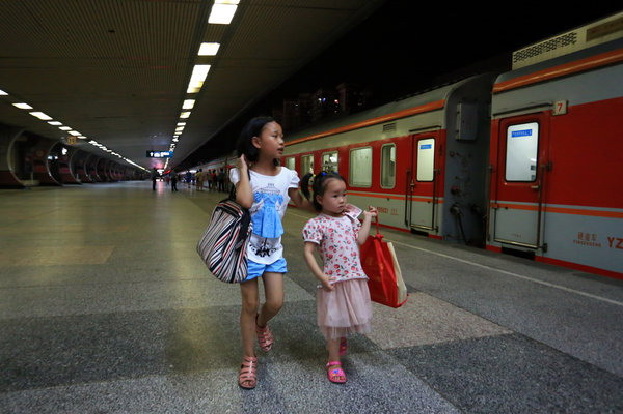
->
xmin=209 ymin=0 xmax=240 ymax=25
xmin=29 ymin=112 xmax=52 ymax=120
xmin=187 ymin=64 xmax=211 ymax=93
xmin=12 ymin=102 xmax=33 ymax=109
xmin=198 ymin=42 xmax=220 ymax=56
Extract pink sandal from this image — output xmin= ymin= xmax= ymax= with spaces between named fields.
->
xmin=339 ymin=337 xmax=348 ymax=356
xmin=326 ymin=361 xmax=347 ymax=384
xmin=238 ymin=356 xmax=258 ymax=389
xmin=255 ymin=315 xmax=274 ymax=352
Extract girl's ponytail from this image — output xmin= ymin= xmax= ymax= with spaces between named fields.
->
xmin=301 ymin=173 xmax=314 ymax=202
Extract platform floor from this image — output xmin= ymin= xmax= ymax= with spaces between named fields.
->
xmin=1 ymin=181 xmax=622 ymax=413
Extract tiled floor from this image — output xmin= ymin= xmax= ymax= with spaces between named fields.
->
xmin=1 ymin=182 xmax=622 ymax=413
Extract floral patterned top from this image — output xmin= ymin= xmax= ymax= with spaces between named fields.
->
xmin=302 ymin=205 xmax=368 ymax=284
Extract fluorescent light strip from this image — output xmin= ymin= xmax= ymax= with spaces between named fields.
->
xmin=29 ymin=112 xmax=52 ymax=120
xmin=0 ymin=89 xmax=7 ymax=95
xmin=12 ymin=102 xmax=33 ymax=110
xmin=209 ymin=0 xmax=240 ymax=24
xmin=198 ymin=42 xmax=220 ymax=56
xmin=187 ymin=64 xmax=211 ymax=93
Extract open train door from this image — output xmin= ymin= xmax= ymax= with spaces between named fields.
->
xmin=490 ymin=114 xmax=551 ymax=252
xmin=407 ymin=132 xmax=442 ymax=235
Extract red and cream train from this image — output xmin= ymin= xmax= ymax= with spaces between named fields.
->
xmin=200 ymin=13 xmax=623 ymax=278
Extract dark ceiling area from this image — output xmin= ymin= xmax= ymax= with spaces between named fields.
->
xmin=0 ymin=0 xmax=388 ymax=172
xmin=0 ymin=1 xmax=620 ymax=173
xmin=179 ymin=2 xmax=622 ymax=169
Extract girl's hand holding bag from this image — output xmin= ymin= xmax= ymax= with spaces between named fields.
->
xmin=360 ymin=217 xmax=408 ymax=307
xmin=196 ymin=173 xmax=252 ymax=284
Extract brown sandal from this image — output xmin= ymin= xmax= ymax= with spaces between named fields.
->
xmin=238 ymin=356 xmax=258 ymax=389
xmin=255 ymin=315 xmax=274 ymax=352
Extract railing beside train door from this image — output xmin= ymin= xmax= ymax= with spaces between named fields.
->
xmin=422 ymin=168 xmax=439 ymax=233
xmin=404 ymin=169 xmax=412 ymax=228
xmin=406 ymin=168 xmax=439 ymax=233
xmin=533 ymin=161 xmax=551 ymax=253
xmin=431 ymin=168 xmax=439 ymax=233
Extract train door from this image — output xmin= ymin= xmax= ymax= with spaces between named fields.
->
xmin=408 ymin=133 xmax=440 ymax=233
xmin=490 ymin=114 xmax=550 ymax=251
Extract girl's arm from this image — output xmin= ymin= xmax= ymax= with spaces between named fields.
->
xmin=303 ymin=242 xmax=333 ymax=291
xmin=289 ymin=187 xmax=315 ymax=213
xmin=235 ymin=155 xmax=253 ymax=209
xmin=357 ymin=207 xmax=378 ymax=245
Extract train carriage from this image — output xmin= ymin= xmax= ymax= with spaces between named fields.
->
xmin=283 ymin=73 xmax=496 ymax=245
xmin=487 ymin=28 xmax=623 ymax=277
xmin=200 ymin=11 xmax=623 ymax=279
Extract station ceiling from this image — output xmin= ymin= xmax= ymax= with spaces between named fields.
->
xmin=0 ymin=0 xmax=386 ymax=171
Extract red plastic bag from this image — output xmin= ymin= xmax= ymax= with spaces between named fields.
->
xmin=360 ymin=218 xmax=408 ymax=308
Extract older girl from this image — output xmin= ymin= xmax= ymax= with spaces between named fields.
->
xmin=231 ymin=116 xmax=312 ymax=389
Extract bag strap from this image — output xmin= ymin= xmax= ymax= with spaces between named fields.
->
xmin=373 ymin=215 xmax=381 ymax=236
xmin=228 ymin=177 xmax=237 ymax=200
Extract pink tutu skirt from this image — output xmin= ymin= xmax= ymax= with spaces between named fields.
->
xmin=317 ymin=278 xmax=373 ymax=339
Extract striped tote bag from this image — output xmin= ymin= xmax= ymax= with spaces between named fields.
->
xmin=196 ymin=199 xmax=252 ymax=283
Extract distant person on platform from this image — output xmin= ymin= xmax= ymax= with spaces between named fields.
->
xmin=217 ymin=168 xmax=225 ymax=192
xmin=170 ymin=172 xmax=178 ymax=191
xmin=185 ymin=171 xmax=192 ymax=188
xmin=196 ymin=169 xmax=204 ymax=190
xmin=151 ymin=168 xmax=159 ymax=190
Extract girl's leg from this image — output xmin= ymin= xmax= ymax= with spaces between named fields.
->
xmin=326 ymin=337 xmax=341 ymax=362
xmin=239 ymin=278 xmax=260 ymax=388
xmin=240 ymin=278 xmax=260 ymax=357
xmin=253 ymin=272 xmax=283 ymax=352
xmin=339 ymin=337 xmax=348 ymax=356
xmin=257 ymin=272 xmax=284 ymax=327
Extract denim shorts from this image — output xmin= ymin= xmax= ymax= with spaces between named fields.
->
xmin=245 ymin=258 xmax=288 ymax=280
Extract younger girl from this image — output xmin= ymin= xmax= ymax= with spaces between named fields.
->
xmin=301 ymin=172 xmax=377 ymax=383
xmin=231 ymin=116 xmax=312 ymax=389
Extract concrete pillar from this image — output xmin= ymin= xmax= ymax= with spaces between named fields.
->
xmin=0 ymin=124 xmax=26 ymax=188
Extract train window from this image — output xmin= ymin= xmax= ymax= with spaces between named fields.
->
xmin=322 ymin=151 xmax=338 ymax=173
xmin=505 ymin=122 xmax=539 ymax=182
xmin=285 ymin=156 xmax=295 ymax=171
xmin=381 ymin=144 xmax=396 ymax=188
xmin=301 ymin=154 xmax=314 ymax=176
xmin=350 ymin=147 xmax=372 ymax=187
xmin=416 ymin=138 xmax=435 ymax=181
